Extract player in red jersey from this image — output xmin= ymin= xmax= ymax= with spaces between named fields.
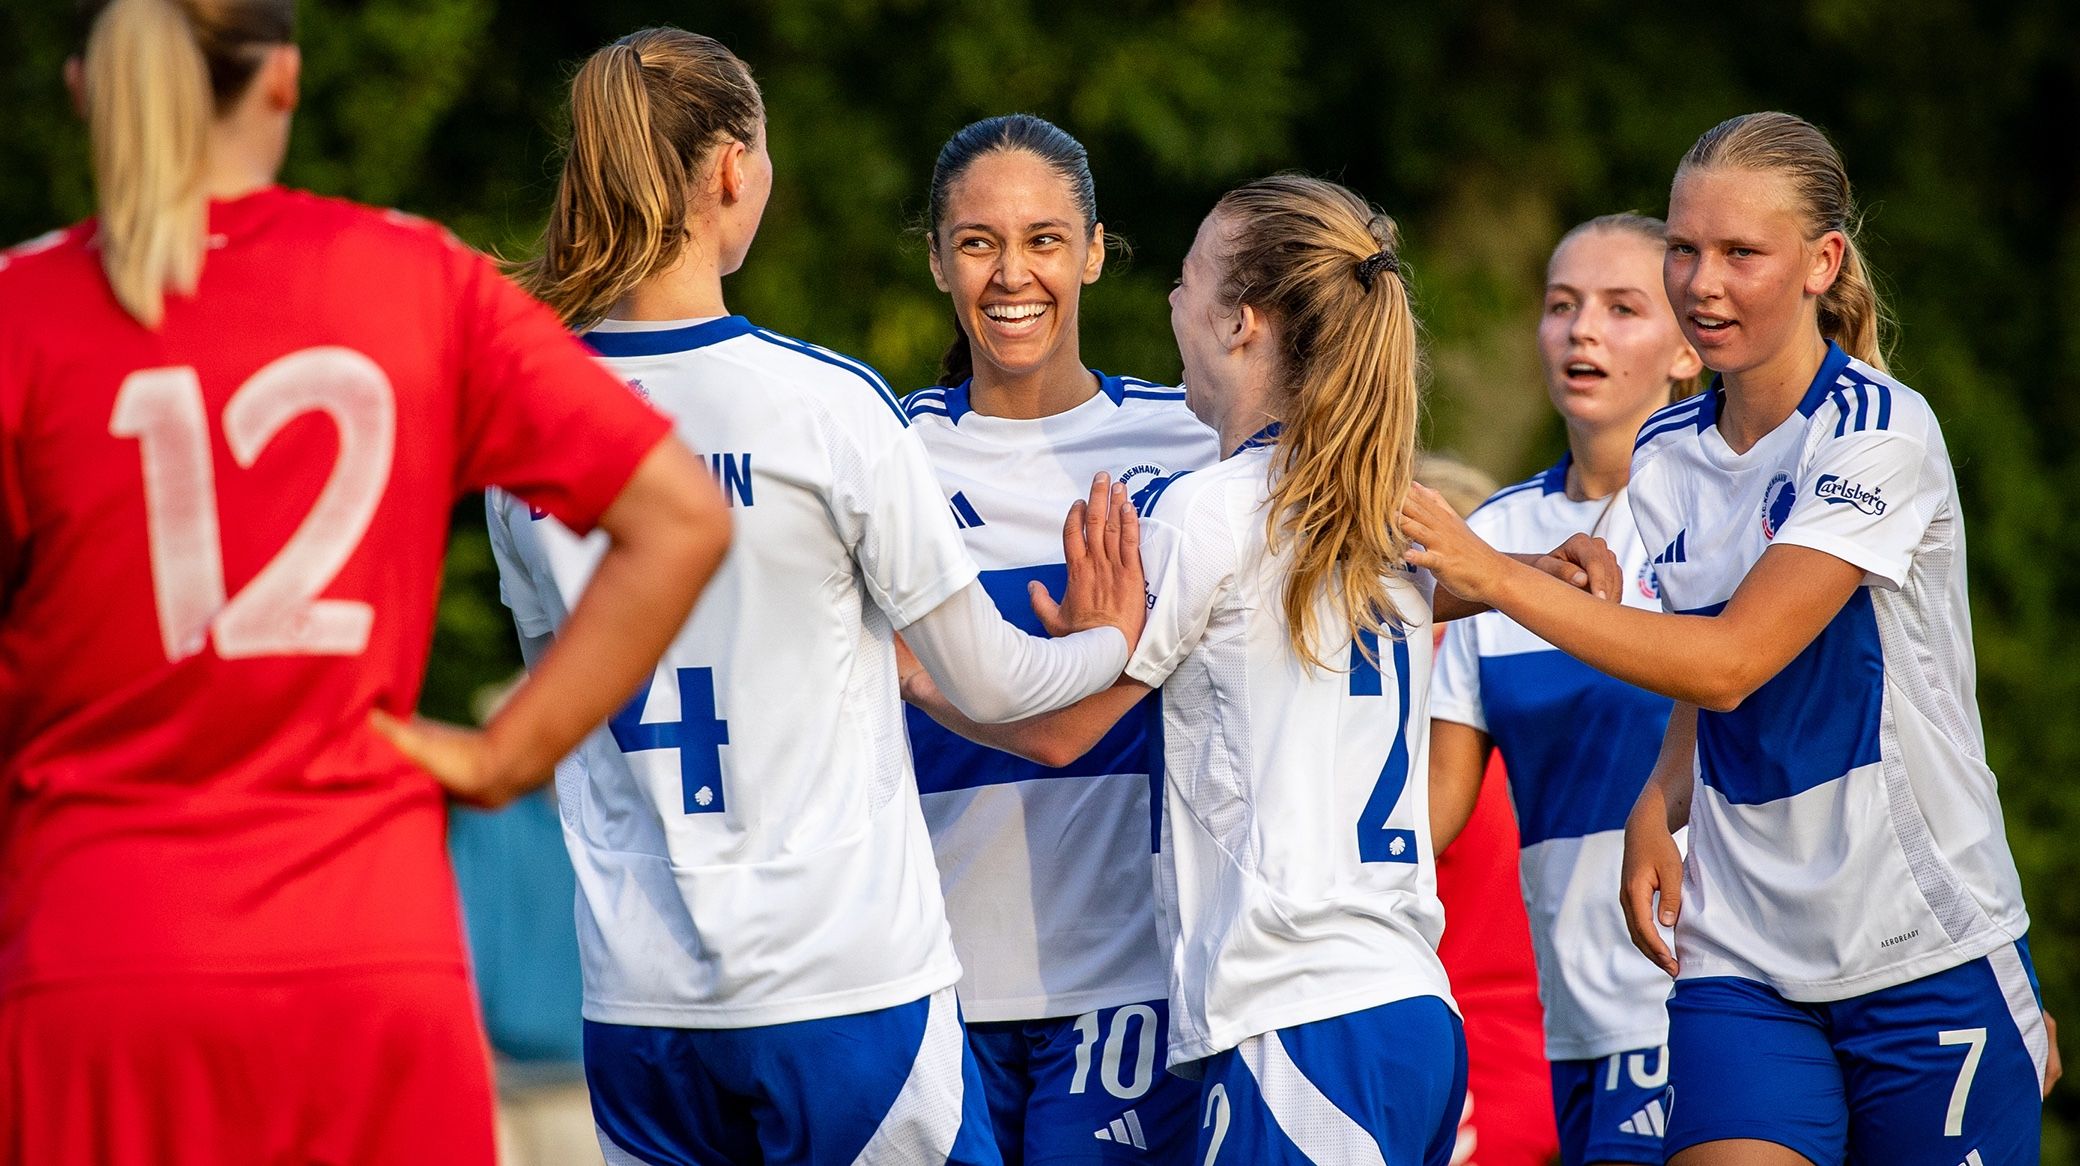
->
xmin=0 ymin=2 xmax=730 ymax=1163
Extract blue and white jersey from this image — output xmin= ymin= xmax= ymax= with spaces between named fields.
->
xmin=488 ymin=316 xmax=976 ymax=1029
xmin=1431 ymin=456 xmax=1677 ymax=1061
xmin=1628 ymin=341 xmax=2029 ymax=1001
xmin=1123 ymin=439 xmax=1456 ymax=1068
xmin=902 ymin=374 xmax=1220 ymax=1022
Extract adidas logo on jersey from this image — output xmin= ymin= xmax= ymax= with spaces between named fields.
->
xmin=948 ymin=491 xmax=986 ymax=530
xmin=1652 ymin=530 xmax=1687 ymax=566
xmin=1093 ymin=1108 xmax=1148 ymax=1150
xmin=1618 ymin=1096 xmax=1668 ymax=1139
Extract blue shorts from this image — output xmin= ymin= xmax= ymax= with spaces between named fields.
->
xmin=967 ymin=999 xmax=1197 ymax=1164
xmin=1195 ymin=995 xmax=1467 ymax=1166
xmin=1665 ymin=939 xmax=2047 ymax=1166
xmin=1550 ymin=1045 xmax=1669 ymax=1166
xmin=585 ymin=987 xmax=1001 ymax=1165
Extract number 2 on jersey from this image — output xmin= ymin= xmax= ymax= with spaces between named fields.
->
xmin=110 ymin=349 xmax=396 ymax=662
xmin=1351 ymin=629 xmax=1419 ymax=863
xmin=611 ymin=667 xmax=731 ymax=815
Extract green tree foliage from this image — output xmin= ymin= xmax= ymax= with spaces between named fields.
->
xmin=3 ymin=1 xmax=2075 ymax=1145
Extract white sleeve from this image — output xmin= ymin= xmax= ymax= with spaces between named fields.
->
xmin=1774 ymin=428 xmax=1933 ymax=591
xmin=1428 ymin=616 xmax=1486 ymax=731
xmin=902 ymin=580 xmax=1129 ymax=724
xmin=485 ymin=489 xmax=554 ymax=639
xmin=1123 ymin=491 xmax=1232 ymax=689
xmin=827 ymin=407 xmax=980 ymax=626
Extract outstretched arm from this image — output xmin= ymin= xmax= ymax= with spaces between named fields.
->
xmin=899 ymin=636 xmax=1151 ymax=768
xmin=899 ymin=475 xmax=1145 ymax=725
xmin=1403 ymin=484 xmax=1864 ymax=710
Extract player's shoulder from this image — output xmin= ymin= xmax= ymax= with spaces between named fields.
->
xmin=1104 ymin=372 xmax=1217 ymax=442
xmin=1466 ymin=460 xmax=1568 ymax=533
xmin=1630 ymin=387 xmax=1718 ymax=471
xmin=728 ymin=325 xmax=907 ymax=428
xmin=900 ymin=382 xmax=960 ymax=429
xmin=0 ymin=224 xmax=98 ymax=307
xmin=0 ymin=224 xmax=89 ymax=278
xmin=1806 ymin=354 xmax=1935 ymax=445
xmin=1107 ymin=373 xmax=1187 ymax=411
xmin=1134 ymin=446 xmax=1261 ymax=524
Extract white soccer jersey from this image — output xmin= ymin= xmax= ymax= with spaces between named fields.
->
xmin=488 ymin=315 xmax=976 ymax=1029
xmin=901 ymin=375 xmax=1220 ymax=1022
xmin=1123 ymin=436 xmax=1456 ymax=1068
xmin=1628 ymin=342 xmax=2029 ymax=1001
xmin=1431 ymin=458 xmax=1677 ymax=1061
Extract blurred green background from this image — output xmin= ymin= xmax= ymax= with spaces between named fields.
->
xmin=4 ymin=0 xmax=2076 ymax=1149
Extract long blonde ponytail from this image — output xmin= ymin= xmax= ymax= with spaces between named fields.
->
xmin=79 ymin=0 xmax=294 ymax=328
xmin=1209 ymin=175 xmax=1422 ymax=671
xmin=517 ymin=29 xmax=763 ymax=331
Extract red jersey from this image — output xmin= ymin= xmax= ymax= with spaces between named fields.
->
xmin=0 ymin=187 xmax=671 ymax=993
xmin=1436 ymin=750 xmax=1560 ymax=1166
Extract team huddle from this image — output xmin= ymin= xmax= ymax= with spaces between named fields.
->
xmin=0 ymin=3 xmax=2052 ymax=1166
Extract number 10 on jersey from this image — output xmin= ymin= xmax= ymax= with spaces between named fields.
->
xmin=611 ymin=667 xmax=731 ymax=815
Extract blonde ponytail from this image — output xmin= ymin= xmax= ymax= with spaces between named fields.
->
xmin=518 ymin=29 xmax=764 ymax=331
xmin=79 ymin=0 xmax=295 ymax=328
xmin=1820 ymin=233 xmax=1886 ymax=370
xmin=1679 ymin=111 xmax=1892 ymax=372
xmin=86 ymin=0 xmax=212 ymax=328
xmin=1209 ymin=175 xmax=1422 ymax=671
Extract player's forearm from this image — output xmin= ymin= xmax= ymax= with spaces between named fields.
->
xmin=1427 ymin=719 xmax=1492 ymax=851
xmin=908 ymin=676 xmax=1150 ymax=768
xmin=1640 ymin=703 xmax=1697 ymax=832
xmin=1481 ymin=559 xmax=1749 ymax=709
xmin=904 ymin=581 xmax=1127 ymax=724
xmin=485 ymin=440 xmax=730 ymax=781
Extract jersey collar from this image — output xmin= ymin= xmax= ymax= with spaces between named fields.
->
xmin=1694 ymin=339 xmax=1852 ymax=431
xmin=584 ymin=315 xmax=755 ymax=358
xmin=1231 ymin=422 xmax=1282 ymax=457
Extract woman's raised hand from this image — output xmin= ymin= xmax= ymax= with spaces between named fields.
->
xmin=1030 ymin=473 xmax=1146 ymax=649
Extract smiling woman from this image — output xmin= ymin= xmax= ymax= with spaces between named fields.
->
xmin=902 ymin=113 xmax=1219 ymax=1165
xmin=1401 ymin=111 xmax=2048 ymax=1166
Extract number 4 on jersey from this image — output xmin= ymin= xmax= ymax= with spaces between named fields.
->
xmin=611 ymin=667 xmax=731 ymax=815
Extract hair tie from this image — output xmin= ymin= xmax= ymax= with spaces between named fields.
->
xmin=1354 ymin=250 xmax=1398 ymax=291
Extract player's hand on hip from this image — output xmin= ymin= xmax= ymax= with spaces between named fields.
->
xmin=1401 ymin=483 xmax=1510 ymax=604
xmin=1621 ymin=796 xmax=1684 ymax=977
xmin=1033 ymin=473 xmax=1146 ymax=648
xmin=371 ymin=709 xmax=537 ymax=810
xmin=1533 ymin=532 xmax=1620 ymax=601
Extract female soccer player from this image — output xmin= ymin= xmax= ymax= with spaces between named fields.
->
xmin=0 ymin=2 xmax=730 ymax=1163
xmin=905 ymin=174 xmax=1619 ymax=1164
xmin=900 ymin=113 xmax=1218 ymax=1164
xmin=487 ymin=32 xmax=1148 ymax=1166
xmin=1429 ymin=214 xmax=1702 ymax=1166
xmin=1405 ymin=112 xmax=2045 ymax=1166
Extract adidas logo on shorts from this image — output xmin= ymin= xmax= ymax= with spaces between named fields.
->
xmin=1619 ymin=1096 xmax=1668 ymax=1138
xmin=1093 ymin=1108 xmax=1148 ymax=1150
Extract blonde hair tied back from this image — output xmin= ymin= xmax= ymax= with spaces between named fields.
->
xmin=518 ymin=28 xmax=763 ymax=331
xmin=79 ymin=0 xmax=291 ymax=328
xmin=1680 ymin=111 xmax=1891 ymax=372
xmin=1210 ymin=174 xmax=1423 ymax=672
